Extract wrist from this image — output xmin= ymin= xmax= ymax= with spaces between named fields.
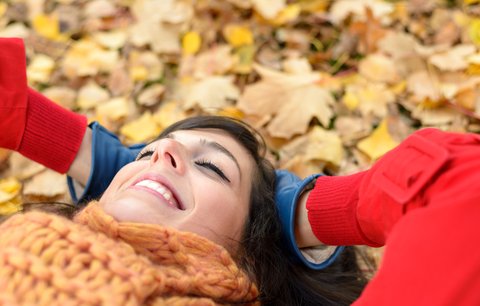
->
xmin=18 ymin=88 xmax=88 ymax=173
xmin=307 ymin=172 xmax=374 ymax=246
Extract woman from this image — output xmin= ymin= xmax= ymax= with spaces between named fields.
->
xmin=1 ymin=114 xmax=368 ymax=305
xmin=1 ymin=40 xmax=368 ymax=304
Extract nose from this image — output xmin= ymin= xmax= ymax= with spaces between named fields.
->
xmin=149 ymin=138 xmax=186 ymax=174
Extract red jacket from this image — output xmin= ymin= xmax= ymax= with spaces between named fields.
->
xmin=308 ymin=128 xmax=480 ymax=305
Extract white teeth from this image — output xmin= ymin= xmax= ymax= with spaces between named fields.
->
xmin=134 ymin=179 xmax=179 ymax=208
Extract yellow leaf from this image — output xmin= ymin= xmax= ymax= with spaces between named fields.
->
xmin=224 ymin=25 xmax=254 ymax=47
xmin=0 ymin=177 xmax=22 ymax=215
xmin=0 ymin=3 xmax=7 ymax=17
xmin=27 ymin=54 xmax=56 ymax=83
xmin=0 ymin=178 xmax=21 ymax=203
xmin=0 ymin=197 xmax=22 ymax=215
xmin=96 ymin=97 xmax=130 ymax=122
xmin=357 ymin=120 xmax=399 ymax=160
xmin=216 ymin=106 xmax=245 ymax=120
xmin=32 ymin=14 xmax=67 ymax=41
xmin=342 ymin=91 xmax=359 ymax=110
xmin=120 ymin=112 xmax=162 ymax=143
xmin=182 ymin=31 xmax=202 ymax=55
xmin=271 ymin=4 xmax=301 ymax=25
xmin=153 ymin=101 xmax=187 ymax=129
xmin=232 ymin=45 xmax=255 ymax=74
xmin=470 ymin=19 xmax=480 ymax=46
xmin=465 ymin=0 xmax=480 ymax=5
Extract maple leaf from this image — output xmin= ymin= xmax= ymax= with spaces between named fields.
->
xmin=238 ymin=64 xmax=335 ymax=138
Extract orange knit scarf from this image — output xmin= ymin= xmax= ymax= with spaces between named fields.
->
xmin=0 ymin=202 xmax=259 ymax=305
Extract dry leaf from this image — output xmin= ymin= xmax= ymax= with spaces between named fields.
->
xmin=429 ymin=44 xmax=476 ymax=71
xmin=329 ymin=0 xmax=394 ymax=25
xmin=96 ymin=97 xmax=129 ymax=122
xmin=26 ymin=54 xmax=55 ymax=83
xmin=77 ymin=81 xmax=110 ymax=110
xmin=252 ymin=0 xmax=286 ymax=20
xmin=138 ymin=84 xmax=166 ymax=107
xmin=357 ymin=119 xmax=399 ymax=160
xmin=93 ymin=30 xmax=128 ymax=49
xmin=32 ymin=14 xmax=67 ymax=41
xmin=180 ymin=45 xmax=234 ymax=78
xmin=8 ymin=153 xmax=45 ymax=180
xmin=0 ymin=177 xmax=22 ymax=215
xmin=224 ymin=25 xmax=254 ymax=47
xmin=129 ymin=51 xmax=164 ymax=82
xmin=182 ymin=31 xmax=202 ymax=55
xmin=42 ymin=86 xmax=76 ymax=110
xmin=238 ymin=64 xmax=335 ymax=138
xmin=84 ymin=0 xmax=117 ymax=18
xmin=280 ymin=126 xmax=344 ymax=175
xmin=343 ymin=80 xmax=395 ymax=118
xmin=358 ymin=53 xmax=400 ymax=84
xmin=407 ymin=70 xmax=442 ymax=103
xmin=23 ymin=170 xmax=67 ymax=198
xmin=120 ymin=111 xmax=162 ymax=143
xmin=181 ymin=76 xmax=240 ymax=112
xmin=153 ymin=101 xmax=188 ymax=129
xmin=62 ymin=39 xmax=119 ymax=78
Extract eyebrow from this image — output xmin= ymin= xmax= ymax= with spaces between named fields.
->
xmin=168 ymin=134 xmax=242 ymax=179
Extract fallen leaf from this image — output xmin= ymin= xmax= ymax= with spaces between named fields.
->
xmin=223 ymin=25 xmax=254 ymax=47
xmin=62 ymin=39 xmax=119 ymax=78
xmin=252 ymin=0 xmax=286 ymax=20
xmin=96 ymin=97 xmax=130 ymax=121
xmin=180 ymin=45 xmax=234 ymax=78
xmin=93 ymin=30 xmax=128 ymax=49
xmin=153 ymin=101 xmax=188 ymax=130
xmin=238 ymin=64 xmax=335 ymax=138
xmin=120 ymin=111 xmax=162 ymax=143
xmin=76 ymin=81 xmax=110 ymax=110
xmin=8 ymin=153 xmax=45 ymax=180
xmin=32 ymin=14 xmax=67 ymax=41
xmin=429 ymin=44 xmax=476 ymax=71
xmin=0 ymin=177 xmax=21 ymax=203
xmin=128 ymin=51 xmax=164 ymax=82
xmin=358 ymin=53 xmax=400 ymax=84
xmin=182 ymin=31 xmax=202 ymax=55
xmin=357 ymin=119 xmax=399 ymax=160
xmin=137 ymin=84 xmax=166 ymax=107
xmin=343 ymin=80 xmax=395 ymax=118
xmin=26 ymin=54 xmax=56 ymax=83
xmin=329 ymin=0 xmax=394 ymax=26
xmin=181 ymin=76 xmax=240 ymax=112
xmin=23 ymin=170 xmax=68 ymax=198
xmin=280 ymin=126 xmax=344 ymax=175
xmin=42 ymin=86 xmax=77 ymax=110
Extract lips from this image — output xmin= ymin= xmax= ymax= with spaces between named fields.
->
xmin=130 ymin=175 xmax=184 ymax=210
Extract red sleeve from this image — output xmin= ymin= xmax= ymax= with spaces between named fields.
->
xmin=0 ymin=38 xmax=28 ymax=150
xmin=308 ymin=128 xmax=480 ymax=305
xmin=0 ymin=37 xmax=87 ymax=173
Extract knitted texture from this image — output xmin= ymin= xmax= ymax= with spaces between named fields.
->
xmin=0 ymin=202 xmax=259 ymax=305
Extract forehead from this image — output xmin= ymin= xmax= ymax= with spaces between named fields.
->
xmin=152 ymin=128 xmax=254 ymax=163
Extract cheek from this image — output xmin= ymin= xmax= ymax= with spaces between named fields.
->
xmin=100 ymin=162 xmax=145 ymax=203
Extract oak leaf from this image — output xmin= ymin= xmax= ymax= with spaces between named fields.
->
xmin=238 ymin=64 xmax=335 ymax=138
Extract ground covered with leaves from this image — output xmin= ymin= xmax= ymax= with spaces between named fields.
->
xmin=1 ymin=0 xmax=480 ymax=220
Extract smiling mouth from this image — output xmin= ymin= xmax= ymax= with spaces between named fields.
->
xmin=133 ymin=179 xmax=183 ymax=210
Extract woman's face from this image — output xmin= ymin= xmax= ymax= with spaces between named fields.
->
xmin=99 ymin=128 xmax=255 ymax=251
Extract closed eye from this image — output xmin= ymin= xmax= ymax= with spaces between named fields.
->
xmin=195 ymin=160 xmax=230 ymax=183
xmin=136 ymin=149 xmax=155 ymax=161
